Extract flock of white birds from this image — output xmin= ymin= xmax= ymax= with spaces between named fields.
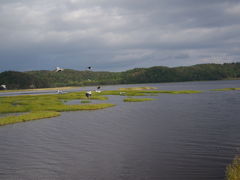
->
xmin=55 ymin=66 xmax=101 ymax=98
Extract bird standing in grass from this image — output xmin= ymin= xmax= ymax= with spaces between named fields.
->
xmin=56 ymin=90 xmax=63 ymax=94
xmin=85 ymin=91 xmax=92 ymax=99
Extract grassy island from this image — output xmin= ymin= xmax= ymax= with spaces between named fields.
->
xmin=0 ymin=91 xmax=114 ymax=126
xmin=211 ymin=88 xmax=240 ymax=91
xmin=124 ymin=98 xmax=154 ymax=102
xmin=0 ymin=111 xmax=61 ymax=126
xmin=0 ymin=87 xmax=203 ymax=126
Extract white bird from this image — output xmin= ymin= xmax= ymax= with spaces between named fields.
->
xmin=55 ymin=67 xmax=64 ymax=72
xmin=85 ymin=91 xmax=92 ymax=98
xmin=95 ymin=86 xmax=101 ymax=93
xmin=56 ymin=89 xmax=63 ymax=94
xmin=0 ymin=84 xmax=7 ymax=90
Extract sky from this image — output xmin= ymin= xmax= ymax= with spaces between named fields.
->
xmin=0 ymin=0 xmax=240 ymax=72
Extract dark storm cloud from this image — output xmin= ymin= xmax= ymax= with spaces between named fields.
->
xmin=0 ymin=0 xmax=240 ymax=72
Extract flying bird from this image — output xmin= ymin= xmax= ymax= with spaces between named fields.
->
xmin=0 ymin=84 xmax=7 ymax=90
xmin=87 ymin=66 xmax=92 ymax=70
xmin=94 ymin=86 xmax=101 ymax=93
xmin=55 ymin=67 xmax=64 ymax=72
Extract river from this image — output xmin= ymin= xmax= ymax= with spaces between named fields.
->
xmin=0 ymin=80 xmax=240 ymax=180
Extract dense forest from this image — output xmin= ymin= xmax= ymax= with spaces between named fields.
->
xmin=0 ymin=63 xmax=240 ymax=90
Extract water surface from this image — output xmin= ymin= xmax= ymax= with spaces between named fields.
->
xmin=0 ymin=80 xmax=240 ymax=180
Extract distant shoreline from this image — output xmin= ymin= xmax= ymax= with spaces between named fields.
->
xmin=1 ymin=63 xmax=240 ymax=90
xmin=0 ymin=78 xmax=240 ymax=94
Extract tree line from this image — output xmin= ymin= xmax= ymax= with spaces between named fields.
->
xmin=0 ymin=63 xmax=240 ymax=90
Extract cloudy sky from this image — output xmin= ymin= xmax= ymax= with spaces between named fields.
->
xmin=0 ymin=0 xmax=240 ymax=72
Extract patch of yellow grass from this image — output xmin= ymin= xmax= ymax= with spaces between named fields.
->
xmin=211 ymin=88 xmax=240 ymax=91
xmin=124 ymin=98 xmax=154 ymax=102
xmin=226 ymin=156 xmax=240 ymax=180
xmin=0 ymin=111 xmax=60 ymax=126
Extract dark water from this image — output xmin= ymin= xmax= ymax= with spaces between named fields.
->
xmin=1 ymin=80 xmax=240 ymax=180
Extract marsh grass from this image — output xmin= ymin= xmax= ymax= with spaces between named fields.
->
xmin=0 ymin=93 xmax=112 ymax=113
xmin=0 ymin=91 xmax=114 ymax=126
xmin=226 ymin=156 xmax=240 ymax=180
xmin=124 ymin=98 xmax=154 ymax=102
xmin=211 ymin=88 xmax=240 ymax=91
xmin=0 ymin=88 xmax=201 ymax=126
xmin=43 ymin=103 xmax=115 ymax=111
xmin=0 ymin=111 xmax=60 ymax=126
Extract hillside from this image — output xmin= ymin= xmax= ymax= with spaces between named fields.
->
xmin=0 ymin=63 xmax=240 ymax=89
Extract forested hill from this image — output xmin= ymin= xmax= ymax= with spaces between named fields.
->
xmin=0 ymin=63 xmax=240 ymax=89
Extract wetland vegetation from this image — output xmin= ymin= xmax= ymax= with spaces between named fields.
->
xmin=0 ymin=91 xmax=114 ymax=126
xmin=0 ymin=111 xmax=61 ymax=126
xmin=0 ymin=87 xmax=203 ymax=126
xmin=123 ymin=98 xmax=154 ymax=102
xmin=226 ymin=156 xmax=240 ymax=180
xmin=211 ymin=88 xmax=240 ymax=91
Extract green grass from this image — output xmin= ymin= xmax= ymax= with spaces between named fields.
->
xmin=211 ymin=88 xmax=240 ymax=91
xmin=43 ymin=103 xmax=115 ymax=112
xmin=226 ymin=156 xmax=240 ymax=180
xmin=0 ymin=111 xmax=61 ymax=126
xmin=124 ymin=98 xmax=154 ymax=102
xmin=0 ymin=88 xmax=202 ymax=126
xmin=0 ymin=91 xmax=114 ymax=126
xmin=0 ymin=91 xmax=109 ymax=113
